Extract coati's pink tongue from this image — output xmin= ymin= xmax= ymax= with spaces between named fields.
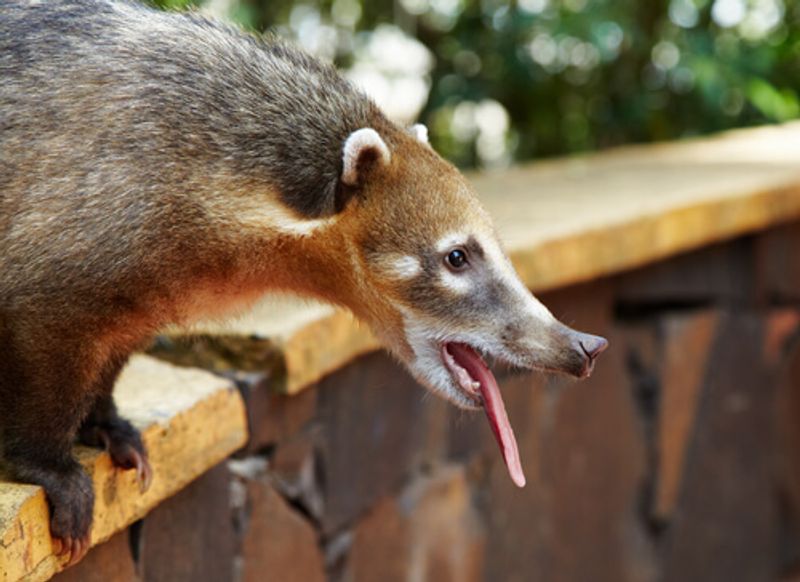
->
xmin=444 ymin=343 xmax=526 ymax=488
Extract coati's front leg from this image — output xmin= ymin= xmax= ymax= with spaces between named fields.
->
xmin=78 ymin=392 xmax=152 ymax=492
xmin=0 ymin=345 xmax=99 ymax=566
xmin=5 ymin=444 xmax=95 ymax=565
xmin=0 ymin=334 xmax=148 ymax=565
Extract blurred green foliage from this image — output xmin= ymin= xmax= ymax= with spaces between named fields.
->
xmin=150 ymin=0 xmax=800 ymax=167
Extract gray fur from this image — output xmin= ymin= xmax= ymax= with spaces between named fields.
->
xmin=1 ymin=0 xmax=384 ymax=221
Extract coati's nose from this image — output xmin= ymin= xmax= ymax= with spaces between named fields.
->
xmin=578 ymin=333 xmax=609 ymax=361
xmin=567 ymin=331 xmax=608 ymax=378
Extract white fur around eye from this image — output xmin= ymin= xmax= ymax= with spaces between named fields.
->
xmin=439 ymin=270 xmax=471 ymax=294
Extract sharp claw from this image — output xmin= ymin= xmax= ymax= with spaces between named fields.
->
xmin=107 ymin=441 xmax=153 ymax=493
xmin=58 ymin=536 xmax=73 ymax=562
xmin=65 ymin=535 xmax=90 ymax=567
xmin=67 ymin=539 xmax=79 ymax=567
xmin=54 ymin=534 xmax=90 ymax=567
xmin=136 ymin=457 xmax=153 ymax=493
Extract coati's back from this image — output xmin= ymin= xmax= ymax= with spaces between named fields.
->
xmin=0 ymin=0 xmax=386 ymax=307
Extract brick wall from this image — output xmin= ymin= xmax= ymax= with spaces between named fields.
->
xmin=55 ymin=220 xmax=800 ymax=582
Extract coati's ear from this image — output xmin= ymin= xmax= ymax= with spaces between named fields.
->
xmin=341 ymin=128 xmax=391 ymax=187
xmin=409 ymin=124 xmax=429 ymax=145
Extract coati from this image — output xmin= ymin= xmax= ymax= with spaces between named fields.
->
xmin=0 ymin=0 xmax=608 ymax=566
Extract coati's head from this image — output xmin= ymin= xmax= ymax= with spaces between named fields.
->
xmin=283 ymin=124 xmax=608 ymax=486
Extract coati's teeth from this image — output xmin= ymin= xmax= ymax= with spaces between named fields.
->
xmin=442 ymin=343 xmax=483 ymax=396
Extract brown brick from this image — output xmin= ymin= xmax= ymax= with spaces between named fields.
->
xmin=138 ymin=464 xmax=236 ymax=582
xmin=52 ymin=531 xmax=136 ymax=582
xmin=345 ymin=497 xmax=409 ymax=581
xmin=242 ymin=375 xmax=318 ymax=453
xmin=653 ymin=310 xmax=719 ymax=521
xmin=756 ymin=220 xmax=800 ymax=304
xmin=269 ymin=431 xmax=324 ymax=521
xmin=314 ymin=350 xmax=439 ymax=534
xmin=765 ymin=305 xmax=800 ymax=575
xmin=346 ymin=465 xmax=484 ymax=582
xmin=764 ymin=309 xmax=800 ymax=365
xmin=663 ymin=313 xmax=781 ymax=582
xmin=774 ymin=313 xmax=800 ymax=565
xmin=547 ymin=328 xmax=650 ymax=582
xmin=235 ymin=470 xmax=325 ymax=582
xmin=412 ymin=395 xmax=451 ymax=470
xmin=538 ymin=277 xmax=614 ymax=331
xmin=616 ymin=238 xmax=755 ymax=306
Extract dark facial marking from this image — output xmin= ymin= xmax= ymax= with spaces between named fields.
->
xmin=462 ymin=236 xmax=485 ymax=260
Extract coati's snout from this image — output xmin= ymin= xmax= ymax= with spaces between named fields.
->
xmin=332 ymin=124 xmax=608 ymax=488
xmin=534 ymin=322 xmax=609 ymax=379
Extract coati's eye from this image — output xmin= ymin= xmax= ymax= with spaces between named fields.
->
xmin=445 ymin=248 xmax=468 ymax=270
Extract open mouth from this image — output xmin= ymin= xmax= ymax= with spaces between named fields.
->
xmin=441 ymin=342 xmax=526 ymax=488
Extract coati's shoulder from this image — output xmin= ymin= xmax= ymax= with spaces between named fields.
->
xmin=0 ymin=0 xmax=396 ymax=219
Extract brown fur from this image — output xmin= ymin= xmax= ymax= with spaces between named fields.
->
xmin=1 ymin=0 xmax=607 ymax=564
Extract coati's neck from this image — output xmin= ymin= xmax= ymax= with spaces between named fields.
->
xmin=246 ymin=229 xmax=366 ymax=310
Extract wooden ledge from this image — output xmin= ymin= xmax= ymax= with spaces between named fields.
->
xmin=150 ymin=297 xmax=381 ymax=395
xmin=0 ymin=356 xmax=248 ymax=582
xmin=481 ymin=122 xmax=800 ymax=293
xmin=154 ymin=123 xmax=800 ymax=395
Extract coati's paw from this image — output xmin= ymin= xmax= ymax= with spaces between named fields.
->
xmin=48 ymin=467 xmax=95 ymax=567
xmin=79 ymin=420 xmax=153 ymax=493
xmin=109 ymin=437 xmax=152 ymax=493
